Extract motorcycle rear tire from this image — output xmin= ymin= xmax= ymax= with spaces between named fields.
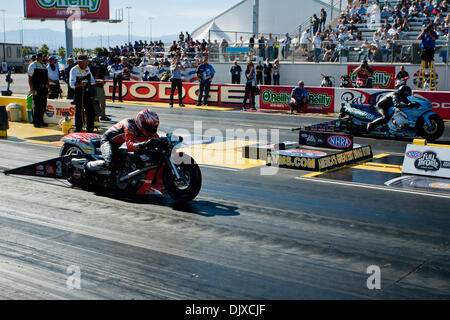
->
xmin=162 ymin=155 xmax=202 ymax=203
xmin=417 ymin=114 xmax=444 ymax=142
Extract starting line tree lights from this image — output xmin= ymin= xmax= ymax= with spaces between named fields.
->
xmin=23 ymin=0 xmax=123 ymax=58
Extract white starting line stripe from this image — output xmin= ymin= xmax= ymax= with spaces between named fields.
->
xmin=297 ymin=176 xmax=450 ymax=199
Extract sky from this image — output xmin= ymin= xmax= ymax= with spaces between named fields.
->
xmin=0 ymin=0 xmax=240 ymax=40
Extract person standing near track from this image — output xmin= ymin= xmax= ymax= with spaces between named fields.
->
xmin=27 ymin=52 xmax=49 ymax=128
xmin=108 ymin=57 xmax=124 ymax=102
xmin=169 ymin=56 xmax=186 ymax=108
xmin=196 ymin=56 xmax=215 ymax=106
xmin=242 ymin=61 xmax=257 ymax=111
xmin=70 ymin=55 xmax=96 ymax=133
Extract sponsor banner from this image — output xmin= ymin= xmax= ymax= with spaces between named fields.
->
xmin=131 ymin=66 xmax=198 ymax=83
xmin=259 ymin=86 xmax=335 ymax=113
xmin=348 ymin=65 xmax=396 ymax=89
xmin=334 ymin=88 xmax=388 ymax=113
xmin=299 ymin=131 xmax=353 ymax=150
xmin=412 ymin=91 xmax=450 ymax=120
xmin=104 ymin=81 xmax=246 ymax=107
xmin=24 ymin=0 xmax=110 ymax=20
xmin=44 ymin=100 xmax=76 ymax=124
xmin=402 ymin=144 xmax=450 ymax=179
xmin=267 ymin=145 xmax=373 ymax=171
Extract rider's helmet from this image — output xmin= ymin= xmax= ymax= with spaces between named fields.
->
xmin=397 ymin=85 xmax=412 ymax=100
xmin=135 ymin=109 xmax=160 ymax=135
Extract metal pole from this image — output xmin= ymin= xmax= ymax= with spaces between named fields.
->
xmin=330 ymin=0 xmax=334 ymax=22
xmin=0 ymin=10 xmax=6 ymax=63
xmin=126 ymin=6 xmax=132 ymax=43
xmin=65 ymin=19 xmax=73 ymax=58
xmin=253 ymin=0 xmax=259 ymax=36
xmin=149 ymin=17 xmax=153 ymax=42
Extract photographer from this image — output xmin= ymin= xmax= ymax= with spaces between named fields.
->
xmin=169 ymin=56 xmax=186 ymax=108
xmin=352 ymin=60 xmax=373 ymax=88
xmin=417 ymin=23 xmax=438 ymax=69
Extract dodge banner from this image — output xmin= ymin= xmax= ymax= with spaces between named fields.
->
xmin=24 ymin=0 xmax=110 ymax=20
xmin=105 ymin=81 xmax=246 ymax=107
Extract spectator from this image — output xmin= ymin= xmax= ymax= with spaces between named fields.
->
xmin=312 ymin=32 xmax=322 ymax=63
xmin=230 ymin=60 xmax=242 ymax=84
xmin=300 ymin=29 xmax=311 ymax=56
xmin=267 ymin=33 xmax=275 ymax=61
xmin=47 ymin=56 xmax=61 ymax=99
xmin=255 ymin=60 xmax=263 ymax=85
xmin=290 ymin=81 xmax=308 ymax=114
xmin=64 ymin=57 xmax=75 ymax=100
xmin=196 ymin=56 xmax=215 ymax=106
xmin=274 ymin=37 xmax=280 ymax=60
xmin=121 ymin=57 xmax=132 ymax=81
xmin=249 ymin=34 xmax=256 ymax=59
xmin=320 ymin=8 xmax=327 ymax=32
xmin=108 ymin=57 xmax=123 ymax=103
xmin=263 ymin=58 xmax=273 ymax=85
xmin=311 ymin=14 xmax=320 ymax=34
xmin=258 ymin=35 xmax=266 ymax=60
xmin=242 ymin=61 xmax=257 ymax=111
xmin=90 ymin=57 xmax=110 ymax=121
xmin=28 ymin=52 xmax=49 ymax=128
xmin=272 ymin=59 xmax=280 ymax=85
xmin=169 ymin=56 xmax=186 ymax=108
xmin=282 ymin=33 xmax=292 ymax=59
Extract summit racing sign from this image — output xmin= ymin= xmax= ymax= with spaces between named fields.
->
xmin=24 ymin=0 xmax=110 ymax=20
xmin=259 ymin=86 xmax=334 ymax=113
xmin=348 ymin=66 xmax=395 ymax=89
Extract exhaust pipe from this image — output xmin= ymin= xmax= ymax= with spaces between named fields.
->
xmin=119 ymin=165 xmax=158 ymax=183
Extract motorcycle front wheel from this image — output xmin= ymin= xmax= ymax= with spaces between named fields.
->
xmin=417 ymin=114 xmax=444 ymax=142
xmin=162 ymin=154 xmax=202 ymax=203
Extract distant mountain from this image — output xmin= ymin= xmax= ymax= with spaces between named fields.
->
xmin=4 ymin=28 xmax=177 ymax=50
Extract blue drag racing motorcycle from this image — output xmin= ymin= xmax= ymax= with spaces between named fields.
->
xmin=339 ymin=93 xmax=445 ymax=142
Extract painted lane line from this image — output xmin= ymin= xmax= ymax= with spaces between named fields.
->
xmin=296 ymin=177 xmax=450 ymax=199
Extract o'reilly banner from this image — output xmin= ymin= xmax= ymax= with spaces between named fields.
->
xmin=259 ymin=86 xmax=334 ymax=113
xmin=24 ymin=0 xmax=110 ymax=20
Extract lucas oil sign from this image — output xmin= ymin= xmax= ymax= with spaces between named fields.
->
xmin=24 ymin=0 xmax=110 ymax=20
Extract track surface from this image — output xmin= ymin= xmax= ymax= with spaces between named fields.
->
xmin=0 ymin=102 xmax=449 ymax=300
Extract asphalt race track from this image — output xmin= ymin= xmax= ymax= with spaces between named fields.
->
xmin=0 ymin=100 xmax=449 ymax=300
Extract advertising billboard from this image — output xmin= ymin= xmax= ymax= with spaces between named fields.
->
xmin=24 ymin=0 xmax=110 ymax=20
xmin=347 ymin=65 xmax=396 ymax=89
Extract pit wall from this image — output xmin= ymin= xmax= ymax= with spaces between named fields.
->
xmin=210 ymin=62 xmax=450 ymax=92
xmin=103 ymin=81 xmax=450 ymax=120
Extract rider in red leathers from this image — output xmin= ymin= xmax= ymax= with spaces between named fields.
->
xmin=86 ymin=109 xmax=160 ymax=171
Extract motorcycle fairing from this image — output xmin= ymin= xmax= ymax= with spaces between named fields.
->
xmin=136 ymin=165 xmax=167 ymax=195
xmin=61 ymin=132 xmax=102 ymax=155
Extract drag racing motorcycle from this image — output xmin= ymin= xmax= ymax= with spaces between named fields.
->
xmin=4 ymin=132 xmax=202 ymax=203
xmin=59 ymin=132 xmax=202 ymax=202
xmin=339 ymin=93 xmax=444 ymax=141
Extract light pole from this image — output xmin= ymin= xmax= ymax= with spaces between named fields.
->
xmin=0 ymin=10 xmax=6 ymax=63
xmin=126 ymin=6 xmax=132 ymax=43
xmin=149 ymin=17 xmax=153 ymax=42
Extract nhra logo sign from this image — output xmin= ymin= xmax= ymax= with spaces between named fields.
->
xmin=327 ymin=135 xmax=352 ymax=149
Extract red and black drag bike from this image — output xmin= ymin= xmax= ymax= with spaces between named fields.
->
xmin=5 ymin=131 xmax=202 ymax=203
